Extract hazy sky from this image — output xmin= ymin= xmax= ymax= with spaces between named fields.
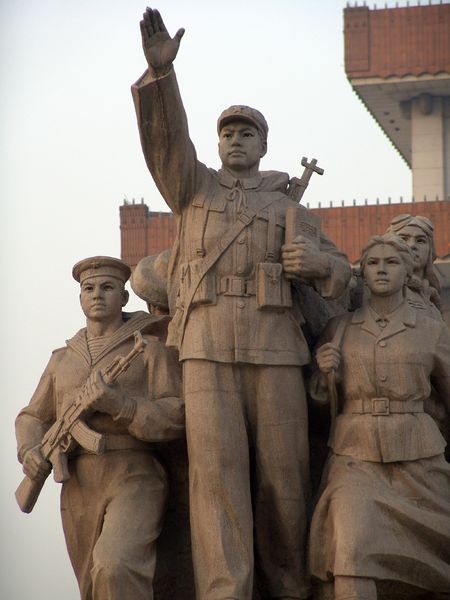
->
xmin=0 ymin=0 xmax=419 ymax=597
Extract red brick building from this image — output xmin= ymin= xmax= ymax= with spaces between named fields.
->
xmin=120 ymin=197 xmax=450 ymax=324
xmin=344 ymin=2 xmax=450 ymax=201
xmin=120 ymin=199 xmax=450 ymax=268
xmin=121 ymin=3 xmax=450 ymax=321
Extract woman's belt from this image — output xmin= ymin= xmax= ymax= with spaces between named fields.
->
xmin=342 ymin=397 xmax=424 ymax=416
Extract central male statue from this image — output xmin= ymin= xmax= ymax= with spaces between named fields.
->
xmin=132 ymin=9 xmax=351 ymax=600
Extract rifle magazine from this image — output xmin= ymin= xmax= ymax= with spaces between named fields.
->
xmin=71 ymin=420 xmax=105 ymax=454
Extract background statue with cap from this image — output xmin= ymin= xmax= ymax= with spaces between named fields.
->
xmin=131 ymin=249 xmax=195 ymax=599
xmin=15 ymin=256 xmax=184 ymax=600
xmin=386 ymin=213 xmax=450 ymax=461
xmin=131 ymin=249 xmax=171 ymax=316
xmin=385 ymin=214 xmax=442 ymax=320
xmin=132 ymin=8 xmax=351 ymax=600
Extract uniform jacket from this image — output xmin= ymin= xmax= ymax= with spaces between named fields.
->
xmin=16 ymin=312 xmax=184 ymax=463
xmin=406 ymin=285 xmax=443 ymax=321
xmin=131 ymin=69 xmax=351 ymax=366
xmin=310 ymin=301 xmax=450 ymax=462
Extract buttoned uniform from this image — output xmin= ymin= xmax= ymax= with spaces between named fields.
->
xmin=16 ymin=312 xmax=184 ymax=600
xmin=406 ymin=284 xmax=443 ymax=321
xmin=132 ymin=68 xmax=351 ymax=600
xmin=308 ymin=302 xmax=450 ymax=593
xmin=405 ymin=285 xmax=450 ymax=460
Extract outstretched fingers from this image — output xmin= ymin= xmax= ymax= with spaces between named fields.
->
xmin=142 ymin=8 xmax=155 ymax=36
xmin=140 ymin=19 xmax=151 ymax=47
xmin=153 ymin=8 xmax=168 ymax=34
xmin=142 ymin=7 xmax=184 ymax=41
xmin=174 ymin=27 xmax=185 ymax=42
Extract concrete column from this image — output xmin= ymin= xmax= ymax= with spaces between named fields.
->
xmin=411 ymin=94 xmax=449 ymax=201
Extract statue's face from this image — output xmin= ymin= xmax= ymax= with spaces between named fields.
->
xmin=396 ymin=224 xmax=430 ymax=272
xmin=218 ymin=121 xmax=266 ymax=174
xmin=363 ymin=244 xmax=407 ymax=297
xmin=80 ymin=276 xmax=127 ymax=321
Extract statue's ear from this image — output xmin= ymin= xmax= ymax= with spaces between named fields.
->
xmin=122 ymin=289 xmax=129 ymax=307
xmin=260 ymin=139 xmax=267 ymax=158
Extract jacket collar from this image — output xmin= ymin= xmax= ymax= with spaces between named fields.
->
xmin=351 ymin=300 xmax=417 ymax=340
xmin=217 ymin=168 xmax=289 ymax=192
xmin=66 ymin=311 xmax=168 ymax=367
xmin=218 ymin=168 xmax=261 ymax=190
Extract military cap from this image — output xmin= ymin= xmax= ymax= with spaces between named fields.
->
xmin=386 ymin=214 xmax=434 ymax=238
xmin=217 ymin=105 xmax=268 ymax=141
xmin=130 ymin=250 xmax=170 ymax=310
xmin=72 ymin=256 xmax=131 ymax=284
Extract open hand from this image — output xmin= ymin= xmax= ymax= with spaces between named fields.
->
xmin=140 ymin=8 xmax=185 ymax=76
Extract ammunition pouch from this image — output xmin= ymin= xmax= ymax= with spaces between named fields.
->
xmin=256 ymin=262 xmax=292 ymax=310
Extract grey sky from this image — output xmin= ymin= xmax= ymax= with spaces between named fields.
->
xmin=1 ymin=1 xmax=416 ymax=597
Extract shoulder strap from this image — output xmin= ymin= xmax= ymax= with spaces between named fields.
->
xmin=178 ymin=198 xmax=276 ymax=344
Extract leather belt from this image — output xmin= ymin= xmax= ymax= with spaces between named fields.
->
xmin=343 ymin=397 xmax=424 ymax=416
xmin=72 ymin=434 xmax=151 ymax=456
xmin=217 ymin=275 xmax=256 ymax=296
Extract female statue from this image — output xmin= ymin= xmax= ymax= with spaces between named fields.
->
xmin=308 ymin=234 xmax=450 ymax=600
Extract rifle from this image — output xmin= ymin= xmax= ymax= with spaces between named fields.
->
xmin=287 ymin=156 xmax=324 ymax=204
xmin=326 ymin=314 xmax=350 ymax=435
xmin=15 ymin=330 xmax=147 ymax=513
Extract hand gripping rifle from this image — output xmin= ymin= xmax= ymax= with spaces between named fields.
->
xmin=326 ymin=315 xmax=350 ymax=435
xmin=15 ymin=331 xmax=147 ymax=513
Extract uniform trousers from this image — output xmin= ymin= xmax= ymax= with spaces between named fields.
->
xmin=183 ymin=360 xmax=311 ymax=600
xmin=61 ymin=450 xmax=167 ymax=600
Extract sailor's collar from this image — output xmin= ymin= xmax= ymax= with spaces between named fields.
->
xmin=65 ymin=311 xmax=169 ymax=367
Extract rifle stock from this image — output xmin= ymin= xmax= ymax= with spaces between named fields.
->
xmin=15 ymin=473 xmax=48 ymax=514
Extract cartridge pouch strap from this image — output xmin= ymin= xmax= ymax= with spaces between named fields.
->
xmin=265 ymin=204 xmax=277 ymax=262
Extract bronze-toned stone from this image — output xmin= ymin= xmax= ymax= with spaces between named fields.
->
xmin=309 ymin=235 xmax=450 ymax=599
xmin=132 ymin=8 xmax=351 ymax=599
xmin=16 ymin=256 xmax=184 ymax=600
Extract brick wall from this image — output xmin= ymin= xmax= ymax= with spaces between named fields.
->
xmin=344 ymin=4 xmax=450 ymax=79
xmin=120 ymin=200 xmax=450 ymax=267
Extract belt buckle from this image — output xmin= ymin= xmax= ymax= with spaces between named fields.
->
xmin=224 ymin=276 xmax=245 ymax=296
xmin=371 ymin=397 xmax=390 ymax=416
xmin=238 ymin=211 xmax=252 ymax=226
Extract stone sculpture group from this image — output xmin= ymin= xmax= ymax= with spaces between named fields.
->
xmin=15 ymin=7 xmax=450 ymax=600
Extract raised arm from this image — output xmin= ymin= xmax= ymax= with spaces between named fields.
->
xmin=132 ymin=8 xmax=206 ymax=214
